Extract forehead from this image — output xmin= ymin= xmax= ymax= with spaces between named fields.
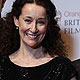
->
xmin=21 ymin=3 xmax=47 ymax=17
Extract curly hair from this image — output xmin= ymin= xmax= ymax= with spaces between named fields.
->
xmin=0 ymin=0 xmax=67 ymax=56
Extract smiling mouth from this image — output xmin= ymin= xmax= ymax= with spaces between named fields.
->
xmin=25 ymin=33 xmax=39 ymax=39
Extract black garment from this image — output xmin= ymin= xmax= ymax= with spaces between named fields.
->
xmin=72 ymin=59 xmax=80 ymax=80
xmin=0 ymin=56 xmax=77 ymax=80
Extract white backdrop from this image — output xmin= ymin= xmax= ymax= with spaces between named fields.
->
xmin=1 ymin=0 xmax=80 ymax=61
xmin=51 ymin=0 xmax=80 ymax=60
xmin=1 ymin=0 xmax=15 ymax=17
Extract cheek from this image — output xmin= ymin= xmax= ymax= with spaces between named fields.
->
xmin=19 ymin=25 xmax=28 ymax=37
xmin=19 ymin=23 xmax=29 ymax=32
xmin=39 ymin=26 xmax=47 ymax=34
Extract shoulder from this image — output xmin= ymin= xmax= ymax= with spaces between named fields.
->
xmin=72 ymin=59 xmax=80 ymax=71
xmin=0 ymin=55 xmax=11 ymax=73
xmin=0 ymin=55 xmax=9 ymax=79
xmin=0 ymin=55 xmax=8 ymax=65
xmin=56 ymin=56 xmax=76 ymax=70
xmin=72 ymin=59 xmax=80 ymax=80
xmin=53 ymin=56 xmax=72 ymax=65
xmin=51 ymin=56 xmax=75 ymax=69
xmin=72 ymin=59 xmax=80 ymax=67
xmin=0 ymin=56 xmax=8 ymax=72
xmin=54 ymin=56 xmax=76 ymax=70
xmin=52 ymin=56 xmax=77 ymax=78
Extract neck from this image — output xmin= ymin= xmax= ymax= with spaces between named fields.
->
xmin=9 ymin=41 xmax=54 ymax=67
xmin=16 ymin=41 xmax=46 ymax=60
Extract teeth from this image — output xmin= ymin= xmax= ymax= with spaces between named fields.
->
xmin=28 ymin=34 xmax=37 ymax=38
xmin=25 ymin=33 xmax=37 ymax=38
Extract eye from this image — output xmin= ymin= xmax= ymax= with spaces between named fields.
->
xmin=37 ymin=21 xmax=45 ymax=25
xmin=24 ymin=19 xmax=32 ymax=24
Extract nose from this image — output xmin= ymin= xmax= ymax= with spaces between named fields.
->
xmin=30 ymin=21 xmax=38 ymax=33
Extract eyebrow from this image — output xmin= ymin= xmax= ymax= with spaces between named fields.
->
xmin=38 ymin=18 xmax=46 ymax=20
xmin=23 ymin=16 xmax=32 ymax=19
xmin=23 ymin=16 xmax=46 ymax=20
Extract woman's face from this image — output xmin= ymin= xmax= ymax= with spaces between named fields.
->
xmin=14 ymin=3 xmax=48 ymax=48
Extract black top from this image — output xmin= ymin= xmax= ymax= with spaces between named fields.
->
xmin=0 ymin=56 xmax=77 ymax=80
xmin=72 ymin=59 xmax=80 ymax=80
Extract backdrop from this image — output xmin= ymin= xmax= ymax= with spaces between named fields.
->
xmin=1 ymin=0 xmax=80 ymax=61
xmin=52 ymin=0 xmax=80 ymax=60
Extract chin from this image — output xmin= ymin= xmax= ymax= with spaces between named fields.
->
xmin=22 ymin=40 xmax=42 ymax=49
xmin=29 ymin=44 xmax=41 ymax=49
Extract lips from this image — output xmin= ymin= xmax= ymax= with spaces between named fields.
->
xmin=25 ymin=32 xmax=40 ymax=39
xmin=27 ymin=34 xmax=37 ymax=38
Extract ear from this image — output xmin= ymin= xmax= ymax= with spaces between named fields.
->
xmin=13 ymin=16 xmax=19 ymax=27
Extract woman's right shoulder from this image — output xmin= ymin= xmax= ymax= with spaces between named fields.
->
xmin=0 ymin=55 xmax=8 ymax=64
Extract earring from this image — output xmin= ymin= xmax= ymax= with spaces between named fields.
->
xmin=16 ymin=27 xmax=19 ymax=30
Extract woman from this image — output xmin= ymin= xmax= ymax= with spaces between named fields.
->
xmin=0 ymin=0 xmax=77 ymax=80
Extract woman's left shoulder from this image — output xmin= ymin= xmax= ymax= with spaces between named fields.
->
xmin=53 ymin=56 xmax=77 ymax=73
xmin=54 ymin=56 xmax=72 ymax=64
xmin=52 ymin=56 xmax=77 ymax=78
